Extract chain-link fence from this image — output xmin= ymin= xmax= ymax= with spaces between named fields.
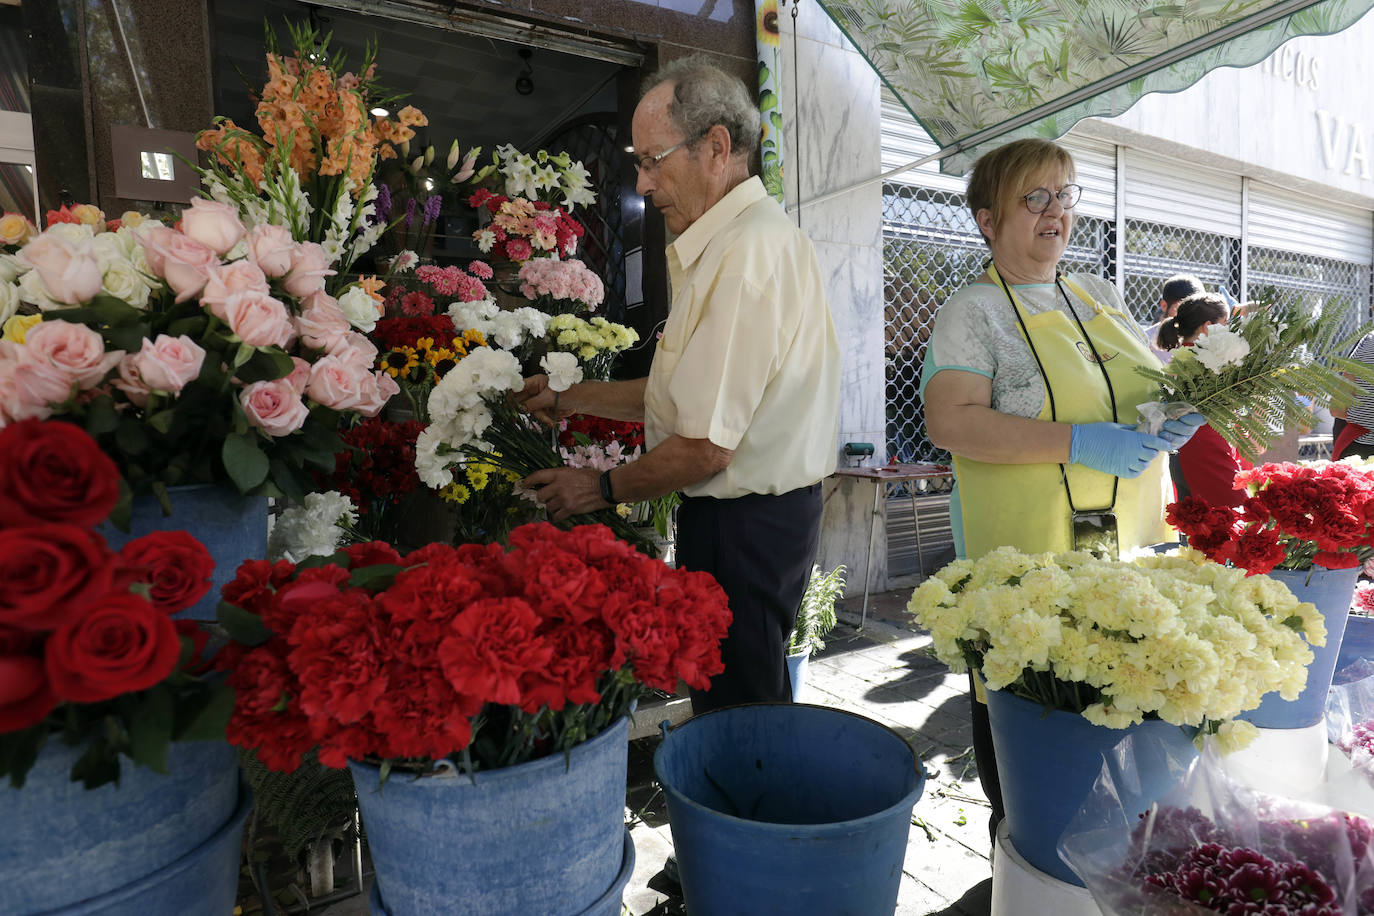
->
xmin=1248 ymin=246 xmax=1371 ymax=343
xmin=1121 ymin=219 xmax=1240 ymax=325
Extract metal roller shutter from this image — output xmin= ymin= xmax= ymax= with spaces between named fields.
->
xmin=1247 ymin=183 xmax=1373 ymax=265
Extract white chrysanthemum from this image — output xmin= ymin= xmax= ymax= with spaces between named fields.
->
xmin=540 ymin=351 xmax=582 ymax=392
xmin=0 ymin=252 xmax=25 ymax=284
xmin=415 ymin=425 xmax=455 ymax=489
xmin=267 ymin=491 xmax=358 ymax=563
xmin=1192 ymin=326 xmax=1250 ymax=372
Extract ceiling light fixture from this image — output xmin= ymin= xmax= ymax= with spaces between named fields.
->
xmin=371 ymin=107 xmax=390 ymax=118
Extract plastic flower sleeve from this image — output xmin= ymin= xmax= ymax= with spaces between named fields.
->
xmin=1059 ymin=730 xmax=1374 ymax=914
xmin=1323 ymin=664 xmax=1374 ymax=822
xmin=1135 ymin=400 xmax=1198 ymax=437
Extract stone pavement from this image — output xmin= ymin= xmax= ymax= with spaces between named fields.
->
xmin=314 ymin=585 xmax=993 ymax=916
xmin=622 ymin=586 xmax=994 ymax=916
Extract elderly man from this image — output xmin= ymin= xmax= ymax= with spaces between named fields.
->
xmin=518 ymin=56 xmax=841 ymax=713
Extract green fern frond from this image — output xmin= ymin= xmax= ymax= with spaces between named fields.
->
xmin=790 ymin=565 xmax=846 ymax=655
xmin=1135 ymin=303 xmax=1374 ymax=463
xmin=240 ymin=747 xmax=358 ymax=860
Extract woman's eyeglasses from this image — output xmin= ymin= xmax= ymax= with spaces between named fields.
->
xmin=1023 ymin=184 xmax=1082 ymax=214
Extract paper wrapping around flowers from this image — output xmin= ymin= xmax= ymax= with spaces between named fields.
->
xmin=1136 ymin=400 xmax=1198 ymax=437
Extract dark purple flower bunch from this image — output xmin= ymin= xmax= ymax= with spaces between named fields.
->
xmin=1142 ymin=843 xmax=1338 ymax=913
xmin=372 ymin=183 xmax=392 ymax=225
xmin=421 ymin=194 xmax=442 ymax=225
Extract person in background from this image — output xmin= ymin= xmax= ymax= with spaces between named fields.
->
xmin=516 ymin=55 xmax=841 ymax=714
xmin=1156 ymin=293 xmax=1250 ymax=507
xmin=919 ymin=137 xmax=1203 ymax=849
xmin=1332 ymin=330 xmax=1374 ymax=459
xmin=1145 ymin=274 xmax=1205 ymax=364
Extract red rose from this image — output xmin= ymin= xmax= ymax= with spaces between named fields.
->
xmin=0 ymin=419 xmax=121 ymax=529
xmin=173 ymin=619 xmax=213 ymax=675
xmin=119 ymin=530 xmax=215 ymax=615
xmin=0 ymin=525 xmax=116 ymax=630
xmin=44 ymin=592 xmax=182 ymax=702
xmin=0 ymin=654 xmax=57 ymax=732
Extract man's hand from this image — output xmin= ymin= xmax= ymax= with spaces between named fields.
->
xmin=523 ymin=466 xmax=609 ymax=521
xmin=514 ymin=374 xmax=575 ymax=427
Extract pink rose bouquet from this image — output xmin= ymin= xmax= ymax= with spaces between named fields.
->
xmin=0 ymin=205 xmax=398 ymax=524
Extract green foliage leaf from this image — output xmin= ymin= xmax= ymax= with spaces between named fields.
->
xmin=127 ymin=685 xmax=174 ymax=774
xmin=759 ymin=89 xmax=778 ymax=112
xmin=84 ymin=395 xmax=121 ymax=435
xmin=348 ymin=564 xmax=402 ymax=590
xmin=147 ymin=409 xmax=177 ymax=435
xmin=0 ymin=725 xmax=48 ymax=789
xmin=219 ymin=600 xmax=273 ymax=646
xmin=232 ymin=342 xmax=256 ymax=370
xmin=175 ymin=681 xmax=236 ymax=742
xmin=105 ymin=323 xmax=154 ymax=353
xmin=115 ymin=417 xmax=149 ymax=456
xmin=236 ymin=347 xmax=295 ymax=384
xmin=223 ymin=433 xmax=270 ymax=491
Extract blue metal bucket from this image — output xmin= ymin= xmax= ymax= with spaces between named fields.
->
xmin=349 ymin=717 xmax=629 ymax=916
xmin=1337 ymin=614 xmax=1374 ymax=681
xmin=99 ymin=484 xmax=269 ymax=621
xmin=653 ymin=703 xmax=924 ymax=915
xmin=986 ymin=689 xmax=1197 ymax=886
xmin=0 ymin=739 xmax=242 ymax=914
xmin=1241 ymin=565 xmax=1360 ymax=728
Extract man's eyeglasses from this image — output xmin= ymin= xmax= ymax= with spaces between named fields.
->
xmin=1023 ymin=184 xmax=1082 ymax=214
xmin=634 ymin=132 xmax=705 ymax=176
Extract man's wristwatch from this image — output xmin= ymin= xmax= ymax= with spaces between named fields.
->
xmin=598 ymin=469 xmax=616 ymax=504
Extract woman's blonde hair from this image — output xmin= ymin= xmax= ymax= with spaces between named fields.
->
xmin=966 ymin=139 xmax=1076 ymax=244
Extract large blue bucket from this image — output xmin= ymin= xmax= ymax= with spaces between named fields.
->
xmin=0 ymin=739 xmax=241 ymax=914
xmin=349 ymin=716 xmax=629 ymax=916
xmin=654 ymin=703 xmax=924 ymax=915
xmin=986 ymin=689 xmax=1198 ymax=886
xmin=99 ymin=484 xmax=269 ymax=621
xmin=1241 ymin=565 xmax=1360 ymax=728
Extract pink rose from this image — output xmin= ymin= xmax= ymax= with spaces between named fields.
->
xmin=24 ymin=320 xmax=123 ymax=388
xmin=201 ymin=260 xmax=269 ymax=320
xmin=354 ymin=370 xmax=400 ymax=417
xmin=294 ymin=290 xmax=351 ymax=352
xmin=139 ymin=226 xmax=218 ymax=303
xmin=2 ymin=356 xmax=73 ymax=422
xmin=130 ymin=335 xmax=205 ymax=393
xmin=305 ymin=353 xmax=371 ymax=411
xmin=282 ymin=242 xmax=335 ymax=298
xmin=285 ymin=356 xmax=311 ymax=395
xmin=112 ymin=356 xmax=152 ymax=407
xmin=327 ymin=332 xmax=379 ymax=369
xmin=244 ymin=224 xmax=295 ymax=278
xmin=179 ymin=198 xmax=246 ymax=256
xmin=239 ymin=378 xmax=309 ymax=436
xmin=17 ymin=234 xmax=102 ymax=305
xmin=221 ymin=291 xmax=293 ymax=348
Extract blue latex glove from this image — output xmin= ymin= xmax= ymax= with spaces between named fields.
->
xmin=1070 ymin=423 xmax=1170 ymax=478
xmin=1158 ymin=412 xmax=1207 ymax=450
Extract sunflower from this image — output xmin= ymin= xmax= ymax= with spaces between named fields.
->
xmin=461 ymin=328 xmax=488 ymax=349
xmin=413 ymin=336 xmax=435 ymax=354
xmin=757 ymin=0 xmax=780 ymax=47
xmin=429 ymin=348 xmax=458 ymax=378
xmin=381 ymin=347 xmax=418 ymax=378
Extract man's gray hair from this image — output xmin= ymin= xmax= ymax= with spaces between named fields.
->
xmin=642 ymin=56 xmax=761 ymax=160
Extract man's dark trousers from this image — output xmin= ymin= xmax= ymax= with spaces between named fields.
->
xmin=676 ymin=482 xmax=824 ymax=714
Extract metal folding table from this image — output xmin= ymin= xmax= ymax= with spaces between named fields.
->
xmin=831 ymin=462 xmax=953 ymax=627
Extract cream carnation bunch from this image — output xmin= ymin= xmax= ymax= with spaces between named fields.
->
xmin=909 ymin=547 xmax=1325 ymax=750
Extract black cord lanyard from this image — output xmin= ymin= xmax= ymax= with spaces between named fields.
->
xmin=994 ymin=268 xmax=1119 ymax=514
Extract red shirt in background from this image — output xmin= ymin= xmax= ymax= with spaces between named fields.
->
xmin=1177 ymin=424 xmax=1251 ymax=508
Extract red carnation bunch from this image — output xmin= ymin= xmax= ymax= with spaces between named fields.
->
xmin=217 ymin=521 xmax=731 ymax=774
xmin=558 ymin=414 xmax=646 ymax=452
xmin=0 ymin=419 xmax=225 ymax=788
xmin=1167 ymin=460 xmax=1374 ymax=575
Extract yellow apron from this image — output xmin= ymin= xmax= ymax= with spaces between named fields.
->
xmin=952 ymin=266 xmax=1171 ymax=560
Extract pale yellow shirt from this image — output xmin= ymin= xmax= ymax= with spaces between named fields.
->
xmin=644 ymin=176 xmax=841 ymax=499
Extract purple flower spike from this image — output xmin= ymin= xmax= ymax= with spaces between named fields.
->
xmin=404 ymin=195 xmax=417 ymax=229
xmin=373 ymin=184 xmax=392 ymax=223
xmin=422 ymin=194 xmax=442 ymax=225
